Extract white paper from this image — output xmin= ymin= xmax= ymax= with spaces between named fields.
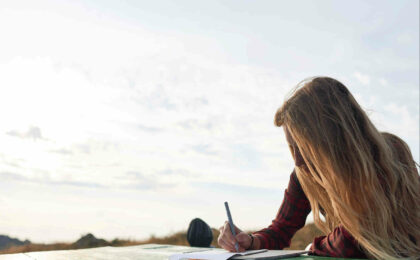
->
xmin=168 ymin=249 xmax=267 ymax=260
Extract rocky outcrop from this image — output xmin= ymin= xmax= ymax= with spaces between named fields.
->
xmin=71 ymin=233 xmax=109 ymax=249
xmin=0 ymin=235 xmax=30 ymax=250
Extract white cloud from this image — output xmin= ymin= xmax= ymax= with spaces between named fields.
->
xmin=382 ymin=103 xmax=419 ymax=140
xmin=6 ymin=126 xmax=44 ymax=140
xmin=396 ymin=32 xmax=414 ymax=45
xmin=353 ymin=71 xmax=371 ymax=85
xmin=379 ymin=78 xmax=388 ymax=86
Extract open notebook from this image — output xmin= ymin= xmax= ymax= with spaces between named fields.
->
xmin=169 ymin=249 xmax=309 ymax=260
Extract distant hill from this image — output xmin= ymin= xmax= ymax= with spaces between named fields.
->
xmin=0 ymin=223 xmax=323 ymax=255
xmin=71 ymin=233 xmax=109 ymax=249
xmin=0 ymin=235 xmax=30 ymax=250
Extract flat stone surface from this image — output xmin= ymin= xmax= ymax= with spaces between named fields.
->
xmin=0 ymin=244 xmax=363 ymax=260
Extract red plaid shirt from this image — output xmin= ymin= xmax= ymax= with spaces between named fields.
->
xmin=252 ymin=170 xmax=367 ymax=258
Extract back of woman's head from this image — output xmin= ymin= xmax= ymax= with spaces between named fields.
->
xmin=275 ymin=77 xmax=420 ymax=259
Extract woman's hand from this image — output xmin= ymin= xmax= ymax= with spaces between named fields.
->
xmin=217 ymin=221 xmax=251 ymax=252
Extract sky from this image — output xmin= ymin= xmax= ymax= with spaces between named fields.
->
xmin=0 ymin=0 xmax=418 ymax=243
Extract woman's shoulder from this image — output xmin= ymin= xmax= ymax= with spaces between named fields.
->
xmin=381 ymin=132 xmax=406 ymax=146
xmin=380 ymin=132 xmax=419 ymax=177
xmin=381 ymin=132 xmax=415 ymax=162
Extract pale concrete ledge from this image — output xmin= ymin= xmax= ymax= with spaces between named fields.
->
xmin=0 ymin=244 xmax=191 ymax=260
xmin=0 ymin=244 xmax=356 ymax=260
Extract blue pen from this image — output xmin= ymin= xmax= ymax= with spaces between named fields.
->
xmin=224 ymin=201 xmax=239 ymax=252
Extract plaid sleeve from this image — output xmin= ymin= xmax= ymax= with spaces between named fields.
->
xmin=252 ymin=170 xmax=311 ymax=249
xmin=310 ymin=225 xmax=367 ymax=258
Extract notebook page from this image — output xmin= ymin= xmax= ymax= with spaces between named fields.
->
xmin=169 ymin=249 xmax=267 ymax=260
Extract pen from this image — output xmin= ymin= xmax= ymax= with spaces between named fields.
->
xmin=224 ymin=201 xmax=239 ymax=252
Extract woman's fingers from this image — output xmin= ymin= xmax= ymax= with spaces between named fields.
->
xmin=223 ymin=221 xmax=237 ymax=243
xmin=217 ymin=221 xmax=240 ymax=251
xmin=217 ymin=231 xmax=235 ymax=252
xmin=217 ymin=221 xmax=251 ymax=252
xmin=218 ymin=226 xmax=233 ymax=249
xmin=218 ymin=237 xmax=235 ymax=252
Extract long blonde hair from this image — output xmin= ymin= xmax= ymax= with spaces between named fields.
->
xmin=275 ymin=77 xmax=420 ymax=259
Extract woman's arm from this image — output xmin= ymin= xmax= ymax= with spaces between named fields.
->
xmin=310 ymin=225 xmax=367 ymax=258
xmin=252 ymin=170 xmax=311 ymax=249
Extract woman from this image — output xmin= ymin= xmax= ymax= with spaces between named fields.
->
xmin=217 ymin=77 xmax=420 ymax=259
